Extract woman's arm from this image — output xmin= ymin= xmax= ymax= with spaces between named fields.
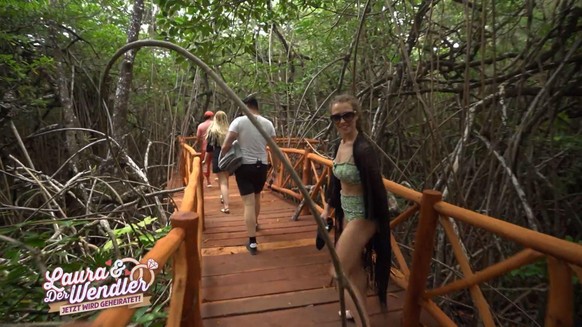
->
xmin=321 ymin=201 xmax=332 ymax=219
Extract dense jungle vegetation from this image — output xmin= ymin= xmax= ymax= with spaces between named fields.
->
xmin=0 ymin=0 xmax=580 ymax=325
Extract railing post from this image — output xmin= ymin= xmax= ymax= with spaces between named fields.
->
xmin=167 ymin=241 xmax=187 ymax=327
xmin=276 ymin=157 xmax=284 ymax=188
xmin=402 ymin=189 xmax=442 ymax=327
xmin=170 ymin=212 xmax=202 ymax=327
xmin=301 ymin=146 xmax=312 ymax=215
xmin=545 ymin=256 xmax=573 ymax=327
xmin=273 ymin=140 xmax=282 ymax=187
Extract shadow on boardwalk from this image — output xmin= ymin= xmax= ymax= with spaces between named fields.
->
xmin=177 ymin=176 xmax=437 ymax=327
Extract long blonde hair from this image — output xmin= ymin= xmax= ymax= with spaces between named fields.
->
xmin=206 ymin=111 xmax=229 ymax=145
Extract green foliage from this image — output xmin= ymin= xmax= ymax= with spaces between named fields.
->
xmin=0 ymin=257 xmax=48 ymax=322
xmin=0 ymin=216 xmax=172 ymax=323
xmin=509 ymin=260 xmax=547 ymax=279
xmin=101 ymin=218 xmax=171 ymax=326
xmin=155 ymin=0 xmax=319 ymax=62
xmin=102 ymin=216 xmax=170 ymax=251
xmin=133 ymin=305 xmax=167 ymax=327
xmin=508 ymin=236 xmax=581 ymax=283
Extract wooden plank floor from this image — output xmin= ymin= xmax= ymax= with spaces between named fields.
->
xmin=177 ymin=175 xmax=439 ymax=326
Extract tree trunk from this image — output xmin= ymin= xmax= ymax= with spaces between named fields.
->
xmin=48 ymin=0 xmax=81 ymax=175
xmin=111 ymin=0 xmax=145 ymax=148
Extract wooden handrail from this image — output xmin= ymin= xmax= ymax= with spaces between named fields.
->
xmin=182 ymin=136 xmax=320 ymax=147
xmin=92 ymin=219 xmax=200 ymax=327
xmin=175 ymin=143 xmax=204 ymax=326
xmin=435 ymin=201 xmax=582 ymax=266
xmin=92 ymin=227 xmax=186 ymax=326
xmin=92 ymin=142 xmax=204 ymax=326
xmin=306 ymin=152 xmax=332 ymax=166
xmin=179 ymin=145 xmax=202 ymax=212
xmin=274 ymin=137 xmax=320 ymax=145
xmin=180 ymin=136 xmax=197 ymax=142
xmin=278 ymin=147 xmax=306 ymax=155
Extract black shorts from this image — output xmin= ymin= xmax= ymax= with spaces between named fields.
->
xmin=211 ymin=147 xmax=222 ymax=174
xmin=235 ymin=162 xmax=268 ymax=196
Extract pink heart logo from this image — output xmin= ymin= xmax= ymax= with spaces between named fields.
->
xmin=105 ymin=259 xmax=112 ymax=266
xmin=124 ymin=269 xmax=131 ymax=276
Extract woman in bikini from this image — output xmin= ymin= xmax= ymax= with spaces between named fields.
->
xmin=321 ymin=94 xmax=391 ymax=326
xmin=205 ymin=111 xmax=231 ymax=213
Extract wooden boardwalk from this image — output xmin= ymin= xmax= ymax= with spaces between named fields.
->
xmin=176 ymin=176 xmax=437 ymax=327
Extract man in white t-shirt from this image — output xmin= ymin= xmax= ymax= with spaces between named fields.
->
xmin=221 ymin=95 xmax=276 ymax=255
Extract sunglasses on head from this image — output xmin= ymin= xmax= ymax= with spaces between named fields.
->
xmin=330 ymin=111 xmax=357 ymax=123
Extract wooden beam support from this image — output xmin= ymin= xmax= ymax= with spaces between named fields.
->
xmin=301 ymin=146 xmax=312 ymax=215
xmin=390 ymin=203 xmax=420 ymax=229
xmin=427 ymin=248 xmax=544 ymax=297
xmin=440 ymin=216 xmax=494 ymax=326
xmin=390 ymin=268 xmax=456 ymax=327
xmin=390 ymin=232 xmax=410 ymax=276
xmin=270 ymin=184 xmax=302 ymax=200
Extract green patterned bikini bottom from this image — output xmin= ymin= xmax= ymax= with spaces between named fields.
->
xmin=340 ymin=193 xmax=365 ymax=222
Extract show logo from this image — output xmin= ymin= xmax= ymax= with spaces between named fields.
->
xmin=43 ymin=258 xmax=158 ymax=315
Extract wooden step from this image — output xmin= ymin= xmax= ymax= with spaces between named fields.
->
xmin=202 ymin=287 xmax=339 ymax=318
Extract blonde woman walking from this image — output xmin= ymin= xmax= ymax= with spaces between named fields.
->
xmin=205 ymin=111 xmax=231 ymax=213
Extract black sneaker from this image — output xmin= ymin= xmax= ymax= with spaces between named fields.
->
xmin=246 ymin=242 xmax=258 ymax=255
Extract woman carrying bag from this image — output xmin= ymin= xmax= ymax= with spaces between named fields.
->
xmin=205 ymin=111 xmax=231 ymax=214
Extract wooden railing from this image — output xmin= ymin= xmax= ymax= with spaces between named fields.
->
xmin=267 ymin=143 xmax=582 ymax=327
xmin=91 ymin=137 xmax=204 ymax=327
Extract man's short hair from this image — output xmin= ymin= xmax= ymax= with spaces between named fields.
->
xmin=242 ymin=94 xmax=259 ymax=110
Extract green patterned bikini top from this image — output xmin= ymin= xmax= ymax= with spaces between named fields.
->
xmin=332 ymin=157 xmax=361 ymax=185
